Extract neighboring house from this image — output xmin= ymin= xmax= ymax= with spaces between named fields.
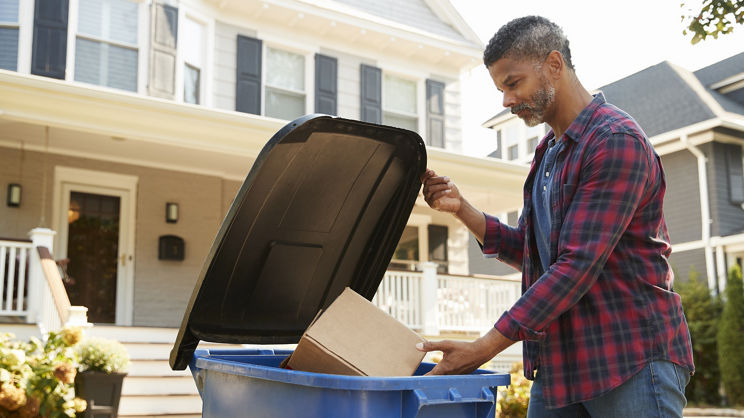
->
xmin=480 ymin=52 xmax=744 ymax=293
xmin=0 ymin=0 xmax=530 ymax=331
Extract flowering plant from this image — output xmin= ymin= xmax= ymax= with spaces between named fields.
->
xmin=75 ymin=337 xmax=130 ymax=374
xmin=496 ymin=362 xmax=532 ymax=418
xmin=0 ymin=327 xmax=87 ymax=417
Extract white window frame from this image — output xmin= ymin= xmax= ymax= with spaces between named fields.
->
xmin=175 ymin=7 xmax=213 ymax=106
xmin=65 ymin=0 xmax=147 ymax=93
xmin=259 ymin=38 xmax=313 ymax=120
xmin=381 ymin=70 xmax=420 ymax=133
xmin=0 ymin=0 xmax=31 ymax=73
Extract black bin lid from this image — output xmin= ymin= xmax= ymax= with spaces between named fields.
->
xmin=170 ymin=115 xmax=427 ymax=370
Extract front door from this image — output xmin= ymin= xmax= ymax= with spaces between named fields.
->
xmin=53 ymin=167 xmax=137 ymax=325
xmin=65 ymin=191 xmax=120 ymax=323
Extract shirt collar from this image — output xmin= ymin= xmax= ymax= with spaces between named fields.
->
xmin=562 ymin=92 xmax=606 ymax=143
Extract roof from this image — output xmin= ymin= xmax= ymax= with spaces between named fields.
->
xmin=482 ymin=52 xmax=744 ymax=139
xmin=332 ymin=0 xmax=479 ymax=46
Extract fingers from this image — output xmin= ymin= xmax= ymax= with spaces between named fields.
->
xmin=420 ymin=169 xmax=436 ymax=184
xmin=416 ymin=340 xmax=451 ymax=353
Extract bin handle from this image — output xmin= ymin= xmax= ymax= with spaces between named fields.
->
xmin=404 ymin=387 xmax=496 ymax=418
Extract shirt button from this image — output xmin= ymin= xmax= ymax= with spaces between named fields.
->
xmin=545 ymin=171 xmax=549 ymax=177
xmin=543 ymin=186 xmax=547 ymax=191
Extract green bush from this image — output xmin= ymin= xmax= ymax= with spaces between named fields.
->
xmin=497 ymin=362 xmax=531 ymax=417
xmin=75 ymin=337 xmax=130 ymax=374
xmin=677 ymin=266 xmax=722 ymax=405
xmin=718 ymin=264 xmax=744 ymax=406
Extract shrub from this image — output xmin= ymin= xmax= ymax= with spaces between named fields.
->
xmin=76 ymin=337 xmax=130 ymax=374
xmin=497 ymin=362 xmax=531 ymax=417
xmin=718 ymin=264 xmax=744 ymax=406
xmin=676 ymin=266 xmax=722 ymax=405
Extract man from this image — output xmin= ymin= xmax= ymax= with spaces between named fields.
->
xmin=416 ymin=16 xmax=694 ymax=417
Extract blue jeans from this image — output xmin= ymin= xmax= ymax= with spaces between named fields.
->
xmin=527 ymin=360 xmax=690 ymax=418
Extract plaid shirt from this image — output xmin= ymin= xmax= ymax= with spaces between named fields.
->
xmin=485 ymin=93 xmax=694 ymax=408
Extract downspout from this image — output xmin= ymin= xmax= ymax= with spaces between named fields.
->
xmin=680 ymin=134 xmax=716 ymax=290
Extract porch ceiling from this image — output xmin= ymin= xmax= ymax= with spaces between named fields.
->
xmin=0 ymin=70 xmax=528 ymax=213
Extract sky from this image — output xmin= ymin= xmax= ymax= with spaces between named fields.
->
xmin=449 ymin=0 xmax=744 ymax=157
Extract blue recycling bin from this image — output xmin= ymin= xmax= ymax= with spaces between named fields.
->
xmin=190 ymin=348 xmax=510 ymax=418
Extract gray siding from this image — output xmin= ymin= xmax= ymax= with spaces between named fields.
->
xmin=709 ymin=141 xmax=744 ymax=237
xmin=443 ymin=81 xmax=463 ymax=153
xmin=212 ymin=22 xmax=257 ymax=112
xmin=669 ymin=247 xmax=707 ymax=286
xmin=661 ymin=149 xmax=702 ymax=244
xmin=319 ymin=47 xmax=364 ymax=121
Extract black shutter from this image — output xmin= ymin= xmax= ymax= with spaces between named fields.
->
xmin=727 ymin=144 xmax=744 ymax=204
xmin=315 ymin=54 xmax=337 ymax=115
xmin=426 ymin=79 xmax=445 ymax=148
xmin=360 ymin=64 xmax=381 ymax=124
xmin=236 ymin=35 xmax=262 ymax=115
xmin=148 ymin=2 xmax=178 ymax=99
xmin=31 ymin=0 xmax=68 ymax=79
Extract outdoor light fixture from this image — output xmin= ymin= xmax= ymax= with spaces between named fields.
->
xmin=166 ymin=202 xmax=179 ymax=223
xmin=7 ymin=183 xmax=21 ymax=207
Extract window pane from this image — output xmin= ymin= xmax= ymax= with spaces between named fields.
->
xmin=266 ymin=47 xmax=304 ymax=91
xmin=184 ymin=64 xmax=200 ymax=104
xmin=384 ymin=74 xmax=416 ymax=114
xmin=508 ymin=144 xmax=519 ymax=160
xmin=182 ymin=17 xmax=203 ymax=67
xmin=0 ymin=27 xmax=18 ymax=70
xmin=107 ymin=43 xmax=137 ymax=91
xmin=79 ymin=0 xmax=137 ymax=45
xmin=265 ymin=88 xmax=304 ymax=120
xmin=0 ymin=0 xmax=19 ymax=22
xmin=383 ymin=113 xmax=417 ymax=132
xmin=75 ymin=38 xmax=137 ymax=92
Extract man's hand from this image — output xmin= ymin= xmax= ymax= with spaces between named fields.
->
xmin=421 ymin=169 xmax=462 ymax=214
xmin=416 ymin=328 xmax=516 ymax=375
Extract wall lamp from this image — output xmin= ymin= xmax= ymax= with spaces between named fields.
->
xmin=7 ymin=183 xmax=21 ymax=207
xmin=165 ymin=202 xmax=179 ymax=223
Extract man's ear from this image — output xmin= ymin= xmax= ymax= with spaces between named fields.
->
xmin=544 ymin=50 xmax=564 ymax=80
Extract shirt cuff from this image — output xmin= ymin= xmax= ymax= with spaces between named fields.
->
xmin=479 ymin=213 xmax=502 ymax=258
xmin=494 ymin=310 xmax=546 ymax=342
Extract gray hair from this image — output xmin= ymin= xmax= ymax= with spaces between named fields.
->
xmin=483 ymin=16 xmax=574 ymax=70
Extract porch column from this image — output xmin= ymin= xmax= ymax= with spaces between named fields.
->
xmin=419 ymin=261 xmax=439 ymax=336
xmin=26 ymin=228 xmax=56 ymax=323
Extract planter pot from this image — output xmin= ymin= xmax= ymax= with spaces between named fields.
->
xmin=74 ymin=371 xmax=127 ymax=418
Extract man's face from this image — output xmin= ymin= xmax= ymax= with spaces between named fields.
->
xmin=488 ymin=56 xmax=555 ymax=127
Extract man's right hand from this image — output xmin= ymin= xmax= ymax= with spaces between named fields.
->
xmin=421 ymin=169 xmax=463 ymax=214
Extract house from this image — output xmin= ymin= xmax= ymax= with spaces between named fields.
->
xmin=0 ymin=0 xmax=528 ymax=415
xmin=481 ymin=51 xmax=744 ymax=293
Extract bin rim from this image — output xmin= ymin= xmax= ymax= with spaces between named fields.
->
xmin=190 ymin=349 xmax=511 ymax=391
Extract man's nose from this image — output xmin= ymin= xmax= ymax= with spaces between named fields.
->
xmin=503 ymin=92 xmax=517 ymax=109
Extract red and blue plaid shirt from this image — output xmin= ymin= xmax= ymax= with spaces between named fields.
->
xmin=485 ymin=93 xmax=694 ymax=408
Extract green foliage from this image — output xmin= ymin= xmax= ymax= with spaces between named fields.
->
xmin=718 ymin=264 xmax=744 ymax=406
xmin=677 ymin=266 xmax=722 ymax=405
xmin=497 ymin=362 xmax=532 ymax=417
xmin=76 ymin=337 xmax=130 ymax=374
xmin=682 ymin=0 xmax=744 ymax=44
xmin=0 ymin=327 xmax=87 ymax=417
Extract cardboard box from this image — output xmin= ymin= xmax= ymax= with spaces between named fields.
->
xmin=283 ymin=287 xmax=426 ymax=376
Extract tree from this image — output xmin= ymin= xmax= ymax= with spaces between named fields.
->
xmin=717 ymin=264 xmax=744 ymax=405
xmin=677 ymin=266 xmax=722 ymax=405
xmin=682 ymin=0 xmax=744 ymax=44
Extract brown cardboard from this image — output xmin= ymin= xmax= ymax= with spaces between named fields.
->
xmin=285 ymin=287 xmax=426 ymax=376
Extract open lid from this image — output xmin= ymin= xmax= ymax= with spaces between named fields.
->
xmin=170 ymin=115 xmax=426 ymax=370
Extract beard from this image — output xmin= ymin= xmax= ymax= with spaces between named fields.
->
xmin=510 ymin=78 xmax=555 ymax=127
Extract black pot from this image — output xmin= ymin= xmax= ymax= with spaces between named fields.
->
xmin=74 ymin=371 xmax=126 ymax=418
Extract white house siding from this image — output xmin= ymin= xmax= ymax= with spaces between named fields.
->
xmin=444 ymin=80 xmax=463 ymax=153
xmin=212 ymin=22 xmax=258 ymax=112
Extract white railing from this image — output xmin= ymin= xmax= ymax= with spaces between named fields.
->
xmin=0 ymin=238 xmax=33 ymax=317
xmin=373 ymin=265 xmax=521 ymax=336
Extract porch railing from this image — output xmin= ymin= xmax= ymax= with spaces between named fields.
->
xmin=373 ymin=263 xmax=521 ymax=335
xmin=0 ymin=238 xmax=33 ymax=317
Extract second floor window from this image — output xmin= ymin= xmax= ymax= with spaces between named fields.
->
xmin=508 ymin=144 xmax=519 ymax=160
xmin=265 ymin=46 xmax=305 ymax=120
xmin=383 ymin=74 xmax=417 ymax=132
xmin=0 ymin=0 xmax=19 ymax=71
xmin=75 ymin=0 xmax=138 ymax=92
xmin=182 ymin=16 xmax=204 ymax=104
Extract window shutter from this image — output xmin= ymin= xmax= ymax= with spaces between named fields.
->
xmin=148 ymin=2 xmax=178 ymax=99
xmin=360 ymin=64 xmax=381 ymax=124
xmin=494 ymin=130 xmax=503 ymax=159
xmin=31 ymin=0 xmax=68 ymax=79
xmin=426 ymin=79 xmax=445 ymax=148
xmin=726 ymin=144 xmax=744 ymax=204
xmin=236 ymin=35 xmax=262 ymax=115
xmin=314 ymin=54 xmax=337 ymax=115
